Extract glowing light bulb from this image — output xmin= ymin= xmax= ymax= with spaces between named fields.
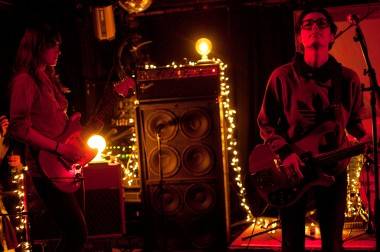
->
xmin=195 ymin=38 xmax=213 ymax=63
xmin=87 ymin=134 xmax=107 ymax=162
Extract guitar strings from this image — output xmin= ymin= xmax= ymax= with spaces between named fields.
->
xmin=47 ymin=177 xmax=84 ymax=181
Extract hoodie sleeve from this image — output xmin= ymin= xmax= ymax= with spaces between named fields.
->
xmin=257 ymin=68 xmax=292 ymax=158
xmin=345 ymin=68 xmax=367 ymax=139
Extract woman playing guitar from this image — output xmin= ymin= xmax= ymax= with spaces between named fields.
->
xmin=9 ymin=24 xmax=134 ymax=251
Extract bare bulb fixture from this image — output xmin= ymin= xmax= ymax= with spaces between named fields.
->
xmin=87 ymin=134 xmax=107 ymax=163
xmin=119 ymin=0 xmax=153 ymax=14
xmin=195 ymin=37 xmax=213 ymax=64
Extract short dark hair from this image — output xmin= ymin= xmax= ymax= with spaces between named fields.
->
xmin=295 ymin=8 xmax=337 ymax=36
xmin=295 ymin=8 xmax=337 ymax=51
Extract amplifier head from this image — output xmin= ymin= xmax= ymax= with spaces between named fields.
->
xmin=136 ymin=64 xmax=220 ymax=102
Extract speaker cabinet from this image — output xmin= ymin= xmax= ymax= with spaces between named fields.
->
xmin=83 ymin=162 xmax=125 ymax=238
xmin=136 ymin=65 xmax=230 ymax=251
xmin=27 ymin=163 xmax=125 ymax=246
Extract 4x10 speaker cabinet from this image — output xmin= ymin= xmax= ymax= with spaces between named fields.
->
xmin=136 ymin=64 xmax=230 ymax=251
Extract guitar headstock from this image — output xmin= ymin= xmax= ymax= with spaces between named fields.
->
xmin=114 ymin=76 xmax=136 ymax=97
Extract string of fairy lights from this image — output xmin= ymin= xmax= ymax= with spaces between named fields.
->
xmin=10 ymin=165 xmax=31 ymax=251
xmin=346 ymin=153 xmax=368 ymax=222
xmin=106 ymin=134 xmax=139 ymax=186
xmin=215 ymin=58 xmax=254 ymax=221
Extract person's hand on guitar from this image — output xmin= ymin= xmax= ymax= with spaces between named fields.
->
xmin=357 ymin=134 xmax=380 ymax=157
xmin=282 ymin=153 xmax=305 ymax=184
xmin=358 ymin=134 xmax=373 ymax=148
xmin=0 ymin=115 xmax=9 ymax=138
xmin=8 ymin=154 xmax=23 ymax=172
xmin=56 ymin=142 xmax=84 ymax=163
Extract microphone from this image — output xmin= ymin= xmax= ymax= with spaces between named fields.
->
xmin=155 ymin=123 xmax=165 ymax=133
xmin=347 ymin=13 xmax=360 ymax=26
xmin=336 ymin=10 xmax=374 ymax=39
xmin=155 ymin=120 xmax=177 ymax=133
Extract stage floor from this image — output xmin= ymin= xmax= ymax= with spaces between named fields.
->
xmin=229 ymin=222 xmax=376 ymax=251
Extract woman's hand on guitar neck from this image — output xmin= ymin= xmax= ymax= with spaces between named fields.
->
xmin=358 ymin=134 xmax=378 ymax=153
xmin=56 ymin=142 xmax=83 ymax=163
xmin=282 ymin=153 xmax=305 ymax=183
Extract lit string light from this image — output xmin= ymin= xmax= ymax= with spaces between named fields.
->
xmin=10 ymin=165 xmax=31 ymax=251
xmin=345 ymin=154 xmax=368 ymax=221
xmin=105 ymin=103 xmax=140 ymax=187
xmin=214 ymin=58 xmax=254 ymax=221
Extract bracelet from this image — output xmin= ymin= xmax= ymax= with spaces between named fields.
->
xmin=55 ymin=142 xmax=60 ymax=154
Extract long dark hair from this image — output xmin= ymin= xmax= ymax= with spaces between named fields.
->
xmin=13 ymin=24 xmax=62 ymax=88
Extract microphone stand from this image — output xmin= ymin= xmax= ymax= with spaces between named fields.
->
xmin=155 ymin=128 xmax=168 ymax=251
xmin=350 ymin=15 xmax=379 ymax=248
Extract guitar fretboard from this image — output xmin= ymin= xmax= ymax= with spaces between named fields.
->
xmin=314 ymin=142 xmax=367 ymax=164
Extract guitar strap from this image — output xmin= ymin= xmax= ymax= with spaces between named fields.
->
xmin=291 ymin=56 xmax=345 ymax=145
xmin=329 ymin=63 xmax=346 ymax=145
xmin=329 ymin=63 xmax=343 ymax=120
xmin=301 ymin=61 xmax=346 ymax=154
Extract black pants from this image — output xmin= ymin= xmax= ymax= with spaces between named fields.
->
xmin=32 ymin=176 xmax=87 ymax=252
xmin=280 ymin=171 xmax=347 ymax=252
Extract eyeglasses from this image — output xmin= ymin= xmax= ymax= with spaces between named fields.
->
xmin=301 ymin=18 xmax=330 ymax=30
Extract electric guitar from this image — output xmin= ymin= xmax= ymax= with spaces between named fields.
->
xmin=38 ymin=77 xmax=135 ymax=193
xmin=249 ymin=121 xmax=368 ymax=209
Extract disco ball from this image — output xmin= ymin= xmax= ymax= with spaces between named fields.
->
xmin=119 ymin=0 xmax=153 ymax=14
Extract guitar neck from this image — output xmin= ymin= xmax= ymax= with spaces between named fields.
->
xmin=314 ymin=142 xmax=367 ymax=164
xmin=96 ymin=85 xmax=119 ymax=121
xmin=83 ymin=77 xmax=134 ymax=134
xmin=84 ymin=85 xmax=120 ymax=134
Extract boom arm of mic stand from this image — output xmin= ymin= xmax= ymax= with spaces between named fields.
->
xmin=352 ymin=18 xmax=380 ymax=248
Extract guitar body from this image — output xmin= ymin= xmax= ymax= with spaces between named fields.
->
xmin=249 ymin=144 xmax=336 ymax=209
xmin=249 ymin=121 xmax=367 ymax=209
xmin=38 ymin=113 xmax=97 ymax=193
